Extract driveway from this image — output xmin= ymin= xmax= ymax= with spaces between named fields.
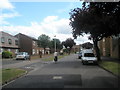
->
xmin=2 ymin=54 xmax=119 ymax=88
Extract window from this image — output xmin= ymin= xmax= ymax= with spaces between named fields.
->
xmin=15 ymin=49 xmax=18 ymax=54
xmin=0 ymin=48 xmax=3 ymax=54
xmin=1 ymin=37 xmax=5 ymax=43
xmin=32 ymin=49 xmax=35 ymax=55
xmin=103 ymin=38 xmax=105 ymax=42
xmin=8 ymin=39 xmax=12 ymax=44
xmin=33 ymin=41 xmax=36 ymax=46
xmin=37 ymin=50 xmax=39 ymax=54
xmin=15 ymin=40 xmax=18 ymax=45
xmin=84 ymin=53 xmax=95 ymax=57
xmin=8 ymin=49 xmax=11 ymax=52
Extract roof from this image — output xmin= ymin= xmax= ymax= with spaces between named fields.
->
xmin=15 ymin=33 xmax=38 ymax=41
xmin=0 ymin=31 xmax=18 ymax=39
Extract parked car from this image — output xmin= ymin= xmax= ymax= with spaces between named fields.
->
xmin=78 ymin=51 xmax=82 ymax=59
xmin=16 ymin=52 xmax=30 ymax=60
xmin=81 ymin=49 xmax=98 ymax=65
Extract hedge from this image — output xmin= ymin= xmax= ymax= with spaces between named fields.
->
xmin=2 ymin=51 xmax=13 ymax=58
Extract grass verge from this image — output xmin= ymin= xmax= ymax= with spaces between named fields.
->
xmin=99 ymin=61 xmax=120 ymax=76
xmin=1 ymin=68 xmax=26 ymax=84
xmin=41 ymin=54 xmax=68 ymax=61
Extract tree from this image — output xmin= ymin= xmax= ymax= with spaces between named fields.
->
xmin=38 ymin=34 xmax=50 ymax=54
xmin=49 ymin=39 xmax=63 ymax=53
xmin=62 ymin=38 xmax=76 ymax=54
xmin=69 ymin=2 xmax=120 ymax=60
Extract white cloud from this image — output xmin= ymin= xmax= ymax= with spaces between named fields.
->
xmin=0 ymin=15 xmax=91 ymax=45
xmin=0 ymin=0 xmax=14 ymax=9
xmin=74 ymin=34 xmax=93 ymax=44
xmin=43 ymin=16 xmax=58 ymax=23
xmin=1 ymin=12 xmax=20 ymax=18
xmin=57 ymin=2 xmax=82 ymax=14
xmin=0 ymin=0 xmax=21 ymax=26
xmin=1 ymin=16 xmax=71 ymax=38
xmin=0 ymin=11 xmax=21 ymax=25
xmin=0 ymin=17 xmax=10 ymax=25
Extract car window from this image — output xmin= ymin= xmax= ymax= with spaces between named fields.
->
xmin=84 ymin=53 xmax=95 ymax=57
xmin=79 ymin=52 xmax=82 ymax=54
xmin=17 ymin=52 xmax=24 ymax=55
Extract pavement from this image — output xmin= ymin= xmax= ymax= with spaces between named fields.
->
xmin=2 ymin=54 xmax=119 ymax=89
xmin=2 ymin=55 xmax=53 ymax=69
xmin=101 ymin=56 xmax=120 ymax=63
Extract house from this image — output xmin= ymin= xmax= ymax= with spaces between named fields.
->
xmin=110 ymin=36 xmax=120 ymax=58
xmin=72 ymin=45 xmax=81 ymax=53
xmin=98 ymin=36 xmax=120 ymax=59
xmin=98 ymin=37 xmax=111 ymax=56
xmin=0 ymin=31 xmax=19 ymax=56
xmin=15 ymin=33 xmax=44 ymax=56
xmin=81 ymin=42 xmax=93 ymax=49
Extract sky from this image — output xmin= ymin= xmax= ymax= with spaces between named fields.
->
xmin=0 ymin=0 xmax=93 ymax=45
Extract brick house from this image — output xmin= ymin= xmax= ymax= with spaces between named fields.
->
xmin=15 ymin=33 xmax=44 ymax=56
xmin=0 ymin=31 xmax=19 ymax=56
xmin=72 ymin=45 xmax=81 ymax=53
xmin=98 ymin=36 xmax=120 ymax=59
xmin=82 ymin=42 xmax=93 ymax=49
xmin=110 ymin=36 xmax=120 ymax=58
xmin=98 ymin=37 xmax=111 ymax=56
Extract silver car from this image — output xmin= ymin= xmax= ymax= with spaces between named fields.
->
xmin=16 ymin=52 xmax=30 ymax=60
xmin=81 ymin=49 xmax=98 ymax=65
xmin=81 ymin=53 xmax=98 ymax=65
xmin=78 ymin=51 xmax=82 ymax=59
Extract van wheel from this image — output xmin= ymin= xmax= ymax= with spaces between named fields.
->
xmin=82 ymin=61 xmax=85 ymax=65
xmin=94 ymin=62 xmax=98 ymax=65
xmin=24 ymin=57 xmax=27 ymax=60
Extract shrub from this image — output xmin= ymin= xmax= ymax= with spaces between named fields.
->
xmin=2 ymin=51 xmax=13 ymax=58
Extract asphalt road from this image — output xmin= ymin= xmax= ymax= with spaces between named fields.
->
xmin=2 ymin=59 xmax=25 ymax=65
xmin=2 ymin=54 xmax=119 ymax=89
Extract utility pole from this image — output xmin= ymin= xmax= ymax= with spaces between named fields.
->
xmin=54 ymin=35 xmax=56 ymax=52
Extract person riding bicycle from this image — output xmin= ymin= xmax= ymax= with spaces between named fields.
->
xmin=54 ymin=51 xmax=58 ymax=63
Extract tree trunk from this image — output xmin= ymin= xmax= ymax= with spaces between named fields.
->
xmin=93 ymin=39 xmax=101 ymax=61
xmin=69 ymin=48 xmax=71 ymax=55
xmin=44 ymin=48 xmax=46 ymax=55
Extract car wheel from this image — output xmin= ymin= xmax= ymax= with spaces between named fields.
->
xmin=82 ymin=61 xmax=85 ymax=65
xmin=94 ymin=62 xmax=98 ymax=65
xmin=24 ymin=57 xmax=27 ymax=60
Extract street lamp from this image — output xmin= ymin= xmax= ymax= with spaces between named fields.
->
xmin=54 ymin=35 xmax=56 ymax=52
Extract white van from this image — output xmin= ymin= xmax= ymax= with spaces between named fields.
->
xmin=81 ymin=49 xmax=98 ymax=65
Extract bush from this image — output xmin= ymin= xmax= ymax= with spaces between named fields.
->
xmin=2 ymin=51 xmax=13 ymax=58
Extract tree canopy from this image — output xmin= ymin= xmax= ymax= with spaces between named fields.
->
xmin=49 ymin=39 xmax=63 ymax=52
xmin=62 ymin=38 xmax=76 ymax=54
xmin=38 ymin=34 xmax=50 ymax=53
xmin=69 ymin=2 xmax=120 ymax=60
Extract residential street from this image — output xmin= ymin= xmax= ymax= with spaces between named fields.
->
xmin=2 ymin=54 xmax=119 ymax=89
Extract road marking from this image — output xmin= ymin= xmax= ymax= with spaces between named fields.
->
xmin=53 ymin=76 xmax=62 ymax=79
xmin=25 ymin=67 xmax=31 ymax=69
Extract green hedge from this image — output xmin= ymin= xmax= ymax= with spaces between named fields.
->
xmin=2 ymin=51 xmax=13 ymax=58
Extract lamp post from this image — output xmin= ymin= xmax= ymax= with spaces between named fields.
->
xmin=54 ymin=35 xmax=56 ymax=52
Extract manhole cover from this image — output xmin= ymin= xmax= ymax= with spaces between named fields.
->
xmin=53 ymin=76 xmax=62 ymax=79
xmin=25 ymin=67 xmax=31 ymax=69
